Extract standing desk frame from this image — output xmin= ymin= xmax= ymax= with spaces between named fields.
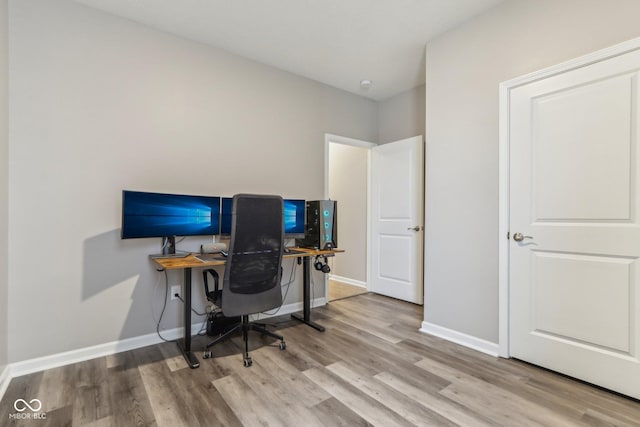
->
xmin=152 ymin=248 xmax=340 ymax=368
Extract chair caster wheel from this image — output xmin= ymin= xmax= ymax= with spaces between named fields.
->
xmin=279 ymin=341 xmax=287 ymax=350
xmin=243 ymin=357 xmax=253 ymax=367
xmin=203 ymin=350 xmax=212 ymax=359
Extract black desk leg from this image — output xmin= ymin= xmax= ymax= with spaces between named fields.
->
xmin=291 ymin=255 xmax=325 ymax=332
xmin=177 ymin=267 xmax=200 ymax=368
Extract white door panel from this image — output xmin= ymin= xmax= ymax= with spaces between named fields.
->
xmin=532 ymin=74 xmax=633 ymax=220
xmin=509 ymin=48 xmax=640 ymax=399
xmin=531 ymin=252 xmax=632 ymax=353
xmin=371 ymin=136 xmax=424 ymax=304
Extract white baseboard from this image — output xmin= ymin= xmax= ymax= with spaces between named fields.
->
xmin=328 ymin=274 xmax=367 ymax=289
xmin=8 ymin=297 xmax=326 ymax=379
xmin=420 ymin=321 xmax=499 ymax=357
xmin=0 ymin=364 xmax=10 ymax=403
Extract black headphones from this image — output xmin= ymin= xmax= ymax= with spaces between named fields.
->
xmin=314 ymin=255 xmax=331 ymax=273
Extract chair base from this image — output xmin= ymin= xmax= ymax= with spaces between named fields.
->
xmin=202 ymin=315 xmax=286 ymax=366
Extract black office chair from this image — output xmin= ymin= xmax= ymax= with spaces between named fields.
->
xmin=201 ymin=194 xmax=286 ymax=367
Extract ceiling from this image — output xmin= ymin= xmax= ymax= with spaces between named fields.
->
xmin=74 ymin=0 xmax=504 ymax=101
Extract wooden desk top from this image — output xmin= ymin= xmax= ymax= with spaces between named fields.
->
xmin=151 ymin=247 xmax=343 ymax=270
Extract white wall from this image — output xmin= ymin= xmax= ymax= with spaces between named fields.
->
xmin=0 ymin=0 xmax=8 ymax=373
xmin=8 ymin=0 xmax=378 ymax=363
xmin=424 ymin=0 xmax=640 ymax=343
xmin=328 ymin=143 xmax=368 ymax=284
xmin=378 ymin=85 xmax=425 ymax=144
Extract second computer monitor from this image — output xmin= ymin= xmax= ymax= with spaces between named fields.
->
xmin=220 ymin=197 xmax=305 ymax=238
xmin=283 ymin=199 xmax=306 ymax=238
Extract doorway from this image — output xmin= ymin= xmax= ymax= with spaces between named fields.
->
xmin=325 ymin=134 xmax=374 ymax=301
xmin=324 ymin=134 xmax=425 ymax=304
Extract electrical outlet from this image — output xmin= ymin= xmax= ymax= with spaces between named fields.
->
xmin=171 ymin=285 xmax=181 ymax=301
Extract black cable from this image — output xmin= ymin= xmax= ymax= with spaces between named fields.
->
xmin=156 ymin=270 xmax=175 ymax=343
xmin=175 ymin=295 xmax=208 ymax=316
xmin=196 ymin=315 xmax=209 ymax=336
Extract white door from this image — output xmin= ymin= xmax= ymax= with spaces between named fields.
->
xmin=509 ymin=48 xmax=640 ymax=399
xmin=370 ymin=136 xmax=424 ymax=304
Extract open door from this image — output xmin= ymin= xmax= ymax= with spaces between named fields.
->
xmin=370 ymin=136 xmax=424 ymax=304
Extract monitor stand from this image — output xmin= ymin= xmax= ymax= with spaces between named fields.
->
xmin=149 ymin=236 xmax=190 ymax=259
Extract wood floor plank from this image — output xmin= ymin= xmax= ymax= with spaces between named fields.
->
xmin=408 ymin=338 xmax=623 ymax=423
xmin=580 ymin=408 xmax=639 ymax=427
xmin=317 ymin=321 xmax=426 ymax=377
xmin=136 ymin=346 xmax=200 ymax=427
xmin=374 ymin=370 xmax=495 ymax=427
xmin=213 ymin=374 xmax=287 ymax=427
xmin=71 ymin=357 xmax=111 ymax=425
xmin=303 ymin=366 xmax=415 ymax=427
xmin=328 ymin=280 xmax=367 ymax=301
xmin=255 ymin=348 xmax=331 ymax=406
xmin=326 ymin=360 xmax=458 ymax=426
xmin=106 ymin=349 xmax=157 ymax=427
xmin=309 ymin=397 xmax=373 ymax=427
xmin=38 ymin=364 xmax=77 ymax=412
xmin=278 ymin=324 xmax=345 ymax=367
xmin=82 ymin=415 xmax=117 ymax=427
xmin=212 ymin=350 xmax=327 ymax=427
xmin=325 ymin=301 xmax=406 ymax=344
xmin=1 ymin=293 xmax=639 ymax=427
xmin=417 ymin=357 xmax=582 ymax=426
xmin=169 ymin=360 xmax=243 ymax=427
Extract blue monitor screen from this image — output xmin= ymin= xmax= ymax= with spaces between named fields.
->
xmin=284 ymin=199 xmax=305 ymax=237
xmin=121 ymin=190 xmax=220 ymax=239
xmin=220 ymin=197 xmax=305 ymax=237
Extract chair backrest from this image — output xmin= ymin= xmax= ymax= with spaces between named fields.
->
xmin=221 ymin=194 xmax=284 ymax=317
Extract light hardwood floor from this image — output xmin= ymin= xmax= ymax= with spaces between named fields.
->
xmin=328 ymin=279 xmax=368 ymax=301
xmin=1 ymin=293 xmax=639 ymax=426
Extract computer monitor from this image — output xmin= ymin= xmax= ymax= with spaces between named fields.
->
xmin=121 ymin=190 xmax=221 ymax=255
xmin=220 ymin=197 xmax=305 ymax=238
xmin=283 ymin=199 xmax=305 ymax=238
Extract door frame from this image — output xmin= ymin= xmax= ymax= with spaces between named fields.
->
xmin=498 ymin=37 xmax=640 ymax=358
xmin=324 ymin=133 xmax=376 ymax=299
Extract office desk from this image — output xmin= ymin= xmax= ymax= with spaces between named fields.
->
xmin=152 ymin=247 xmax=342 ymax=368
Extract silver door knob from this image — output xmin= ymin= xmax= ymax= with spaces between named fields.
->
xmin=513 ymin=232 xmax=533 ymax=242
xmin=407 ymin=226 xmax=421 ymax=231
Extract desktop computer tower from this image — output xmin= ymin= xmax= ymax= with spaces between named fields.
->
xmin=297 ymin=200 xmax=337 ymax=250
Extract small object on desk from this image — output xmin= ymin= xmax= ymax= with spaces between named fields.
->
xmin=195 ymin=253 xmax=227 ymax=262
xmin=200 ymin=242 xmax=228 ymax=254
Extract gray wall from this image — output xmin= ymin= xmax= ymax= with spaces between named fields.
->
xmin=7 ymin=0 xmax=378 ymax=363
xmin=424 ymin=0 xmax=640 ymax=343
xmin=326 ymin=86 xmax=424 ymax=287
xmin=0 ymin=0 xmax=8 ymax=373
xmin=378 ymin=85 xmax=425 ymax=144
xmin=328 ymin=143 xmax=368 ymax=284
